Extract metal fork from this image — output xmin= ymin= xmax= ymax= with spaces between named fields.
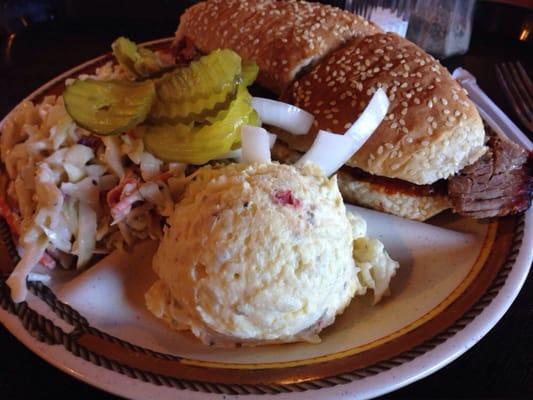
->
xmin=495 ymin=62 xmax=533 ymax=132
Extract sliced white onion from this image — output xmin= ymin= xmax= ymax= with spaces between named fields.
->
xmin=215 ymin=133 xmax=277 ymax=162
xmin=214 ymin=148 xmax=242 ymax=161
xmin=268 ymin=133 xmax=277 ymax=148
xmin=252 ymin=97 xmax=314 ymax=135
xmin=296 ymin=130 xmax=357 ymax=175
xmin=241 ymin=125 xmax=271 ymax=163
xmin=296 ymin=88 xmax=389 ymax=176
xmin=345 ymin=88 xmax=389 ymax=141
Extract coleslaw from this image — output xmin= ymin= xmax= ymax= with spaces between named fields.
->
xmin=1 ymin=58 xmax=186 ymax=302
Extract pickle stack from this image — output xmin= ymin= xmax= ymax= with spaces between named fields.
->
xmin=63 ymin=37 xmax=260 ymax=164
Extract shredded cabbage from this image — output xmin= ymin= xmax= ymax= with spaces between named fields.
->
xmin=121 ymin=133 xmax=144 ymax=165
xmin=0 ymin=54 xmax=189 ymax=302
xmin=101 ymin=136 xmax=125 ymax=178
xmin=61 ymin=177 xmax=100 ymax=212
xmin=140 ymin=152 xmax=163 ymax=181
xmin=6 ymin=238 xmax=49 ymax=303
xmin=73 ymin=202 xmax=97 ymax=268
xmin=354 ymin=237 xmax=399 ymax=304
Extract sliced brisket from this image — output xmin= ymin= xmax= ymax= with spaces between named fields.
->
xmin=448 ymin=136 xmax=533 ymax=218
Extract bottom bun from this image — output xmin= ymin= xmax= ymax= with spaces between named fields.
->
xmin=272 ymin=141 xmax=450 ymax=221
xmin=336 ymin=171 xmax=450 ymax=221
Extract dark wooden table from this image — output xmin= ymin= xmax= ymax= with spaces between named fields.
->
xmin=0 ymin=1 xmax=531 ymax=399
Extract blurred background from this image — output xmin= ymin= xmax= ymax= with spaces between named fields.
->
xmin=0 ymin=0 xmax=532 ymax=399
xmin=0 ymin=0 xmax=531 ymax=127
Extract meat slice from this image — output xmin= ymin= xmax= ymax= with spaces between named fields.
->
xmin=448 ymin=136 xmax=533 ymax=218
xmin=173 ymin=37 xmax=203 ymax=65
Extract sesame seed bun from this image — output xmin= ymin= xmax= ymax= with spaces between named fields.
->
xmin=175 ymin=0 xmax=381 ymax=95
xmin=277 ymin=33 xmax=487 ymax=185
xmin=335 ymin=172 xmax=450 ymax=221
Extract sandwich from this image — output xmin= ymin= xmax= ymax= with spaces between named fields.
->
xmin=175 ymin=0 xmax=381 ymax=95
xmin=272 ymin=32 xmax=531 ymax=220
xmin=174 ymin=0 xmax=532 ymax=221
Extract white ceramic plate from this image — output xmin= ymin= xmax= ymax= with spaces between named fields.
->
xmin=1 ymin=39 xmax=532 ymax=399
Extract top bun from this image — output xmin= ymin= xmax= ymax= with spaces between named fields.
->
xmin=175 ymin=0 xmax=381 ymax=95
xmin=278 ymin=33 xmax=487 ymax=185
